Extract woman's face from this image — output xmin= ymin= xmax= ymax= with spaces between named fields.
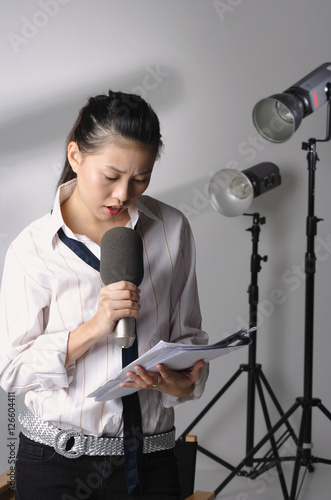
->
xmin=68 ymin=140 xmax=156 ymax=225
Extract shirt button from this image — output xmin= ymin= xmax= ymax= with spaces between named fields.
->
xmin=113 ymin=415 xmax=120 ymax=423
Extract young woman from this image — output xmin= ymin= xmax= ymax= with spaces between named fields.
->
xmin=0 ymin=91 xmax=209 ymax=499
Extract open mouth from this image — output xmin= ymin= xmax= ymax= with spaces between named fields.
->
xmin=105 ymin=206 xmax=123 ymax=216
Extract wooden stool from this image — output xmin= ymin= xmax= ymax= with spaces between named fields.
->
xmin=0 ymin=470 xmax=15 ymax=500
xmin=186 ymin=491 xmax=215 ymax=500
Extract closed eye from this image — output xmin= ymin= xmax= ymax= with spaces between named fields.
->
xmin=134 ymin=178 xmax=149 ymax=184
xmin=104 ymin=175 xmax=148 ymax=182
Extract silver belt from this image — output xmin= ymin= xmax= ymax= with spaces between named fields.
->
xmin=19 ymin=409 xmax=176 ymax=459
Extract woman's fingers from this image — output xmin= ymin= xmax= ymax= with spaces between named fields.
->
xmin=120 ymin=360 xmax=206 ymax=398
xmin=94 ymin=281 xmax=140 ymax=339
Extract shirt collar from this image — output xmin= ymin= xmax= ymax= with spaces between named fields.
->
xmin=133 ymin=196 xmax=160 ymax=222
xmin=49 ymin=179 xmax=77 ymax=245
xmin=49 ymin=180 xmax=160 ymax=245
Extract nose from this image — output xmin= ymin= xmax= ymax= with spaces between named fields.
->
xmin=112 ymin=179 xmax=130 ymax=204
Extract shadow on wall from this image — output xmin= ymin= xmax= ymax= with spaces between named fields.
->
xmin=0 ymin=64 xmax=185 ymax=159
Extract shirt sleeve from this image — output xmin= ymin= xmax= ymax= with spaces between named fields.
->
xmin=0 ymin=242 xmax=74 ymax=395
xmin=161 ymin=215 xmax=209 ymax=408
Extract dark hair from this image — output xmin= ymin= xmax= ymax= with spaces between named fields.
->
xmin=57 ymin=90 xmax=163 ymax=187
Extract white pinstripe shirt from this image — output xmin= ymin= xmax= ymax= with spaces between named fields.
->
xmin=0 ymin=180 xmax=208 ymax=437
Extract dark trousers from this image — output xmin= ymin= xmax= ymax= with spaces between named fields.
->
xmin=15 ymin=433 xmax=181 ymax=500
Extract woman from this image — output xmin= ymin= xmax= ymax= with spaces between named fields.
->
xmin=0 ymin=90 xmax=209 ymax=499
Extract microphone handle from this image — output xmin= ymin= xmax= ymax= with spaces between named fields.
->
xmin=113 ymin=317 xmax=136 ymax=348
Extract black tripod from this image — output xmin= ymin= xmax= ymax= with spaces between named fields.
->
xmin=178 ymin=213 xmax=297 ymax=498
xmin=271 ymin=94 xmax=331 ymax=500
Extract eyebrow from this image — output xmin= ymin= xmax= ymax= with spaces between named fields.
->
xmin=104 ymin=166 xmax=152 ymax=176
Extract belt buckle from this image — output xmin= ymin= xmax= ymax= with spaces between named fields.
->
xmin=54 ymin=429 xmax=86 ymax=459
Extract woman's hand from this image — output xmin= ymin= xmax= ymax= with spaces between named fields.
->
xmin=92 ymin=281 xmax=141 ymax=341
xmin=120 ymin=359 xmax=205 ymax=398
xmin=65 ymin=281 xmax=140 ymax=368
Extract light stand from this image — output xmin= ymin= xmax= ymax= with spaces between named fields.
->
xmin=178 ymin=213 xmax=297 ymax=498
xmin=280 ymin=94 xmax=331 ymax=500
xmin=251 ymin=64 xmax=331 ymax=498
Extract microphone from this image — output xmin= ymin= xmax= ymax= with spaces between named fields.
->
xmin=100 ymin=227 xmax=144 ymax=348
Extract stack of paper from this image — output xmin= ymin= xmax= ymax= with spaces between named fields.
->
xmin=88 ymin=327 xmax=254 ymax=401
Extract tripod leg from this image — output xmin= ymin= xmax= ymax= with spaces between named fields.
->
xmin=214 ymin=401 xmax=300 ymax=498
xmin=178 ymin=368 xmax=242 ymax=439
xmin=254 ymin=373 xmax=289 ymax=499
xmin=317 ymin=401 xmax=331 ymax=421
xmin=290 ymin=402 xmax=311 ymax=500
xmin=259 ymin=369 xmax=298 ymax=445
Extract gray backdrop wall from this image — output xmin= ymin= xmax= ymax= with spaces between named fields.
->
xmin=1 ymin=0 xmax=331 ymax=492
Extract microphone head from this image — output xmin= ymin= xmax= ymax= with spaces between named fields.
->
xmin=100 ymin=227 xmax=144 ymax=286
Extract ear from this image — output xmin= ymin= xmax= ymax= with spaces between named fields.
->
xmin=67 ymin=142 xmax=82 ymax=174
